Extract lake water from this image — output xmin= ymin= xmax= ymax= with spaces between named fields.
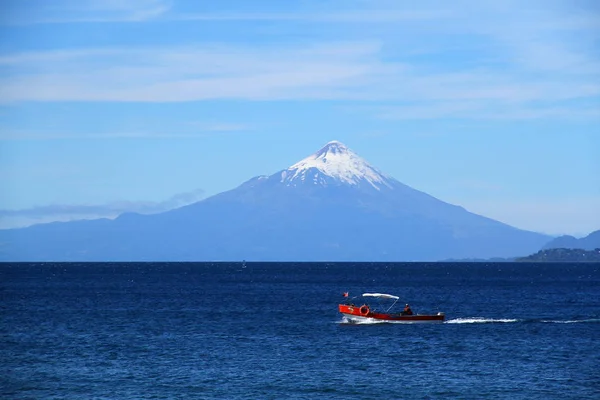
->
xmin=2 ymin=262 xmax=599 ymax=399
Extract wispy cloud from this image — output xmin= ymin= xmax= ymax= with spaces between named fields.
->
xmin=1 ymin=0 xmax=171 ymax=25
xmin=0 ymin=123 xmax=251 ymax=141
xmin=376 ymin=102 xmax=600 ymax=121
xmin=0 ymin=42 xmax=597 ymax=108
xmin=0 ymin=188 xmax=205 ymax=229
xmin=0 ymin=2 xmax=597 ymax=122
xmin=0 ymin=2 xmax=454 ymax=25
xmin=0 ymin=42 xmax=386 ymax=102
xmin=172 ymin=9 xmax=451 ymax=23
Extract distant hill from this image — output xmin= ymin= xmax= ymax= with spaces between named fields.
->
xmin=516 ymin=248 xmax=600 ymax=262
xmin=543 ymin=230 xmax=600 ymax=251
xmin=0 ymin=141 xmax=551 ymax=261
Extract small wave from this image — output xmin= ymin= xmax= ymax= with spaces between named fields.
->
xmin=540 ymin=318 xmax=600 ymax=324
xmin=445 ymin=318 xmax=519 ymax=324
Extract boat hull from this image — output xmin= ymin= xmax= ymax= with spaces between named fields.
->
xmin=339 ymin=304 xmax=445 ymax=323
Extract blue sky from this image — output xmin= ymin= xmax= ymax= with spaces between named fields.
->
xmin=0 ymin=0 xmax=599 ymax=236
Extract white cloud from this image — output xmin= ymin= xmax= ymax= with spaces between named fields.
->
xmin=0 ymin=187 xmax=205 ymax=229
xmin=173 ymin=9 xmax=451 ymax=23
xmin=0 ymin=43 xmax=386 ymax=102
xmin=0 ymin=1 xmax=597 ymax=122
xmin=0 ymin=0 xmax=171 ymax=25
xmin=377 ymin=102 xmax=600 ymax=121
xmin=0 ymin=123 xmax=251 ymax=141
xmin=0 ymin=42 xmax=597 ymax=108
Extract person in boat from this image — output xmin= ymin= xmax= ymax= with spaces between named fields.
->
xmin=402 ymin=304 xmax=413 ymax=315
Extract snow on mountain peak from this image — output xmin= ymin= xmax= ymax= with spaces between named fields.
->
xmin=281 ymin=141 xmax=393 ymax=190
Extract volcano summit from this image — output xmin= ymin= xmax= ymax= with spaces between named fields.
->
xmin=281 ymin=140 xmax=393 ymax=190
xmin=0 ymin=141 xmax=550 ymax=261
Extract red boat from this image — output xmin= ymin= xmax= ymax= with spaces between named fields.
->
xmin=339 ymin=292 xmax=445 ymax=323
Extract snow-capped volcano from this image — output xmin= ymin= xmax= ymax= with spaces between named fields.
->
xmin=0 ymin=139 xmax=552 ymax=261
xmin=280 ymin=140 xmax=393 ymax=190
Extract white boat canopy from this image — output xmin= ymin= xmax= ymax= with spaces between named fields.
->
xmin=362 ymin=293 xmax=400 ymax=300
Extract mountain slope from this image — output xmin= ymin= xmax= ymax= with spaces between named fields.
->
xmin=0 ymin=141 xmax=551 ymax=261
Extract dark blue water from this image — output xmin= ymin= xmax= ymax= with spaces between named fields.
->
xmin=1 ymin=262 xmax=599 ymax=399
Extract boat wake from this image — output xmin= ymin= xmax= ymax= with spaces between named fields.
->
xmin=445 ymin=318 xmax=518 ymax=324
xmin=445 ymin=317 xmax=600 ymax=324
xmin=338 ymin=316 xmax=443 ymax=325
xmin=538 ymin=318 xmax=600 ymax=324
xmin=339 ymin=316 xmax=600 ymax=325
xmin=339 ymin=316 xmax=389 ymax=325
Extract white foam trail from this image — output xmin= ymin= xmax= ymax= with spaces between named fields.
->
xmin=339 ymin=317 xmax=445 ymax=325
xmin=341 ymin=317 xmax=600 ymax=325
xmin=339 ymin=317 xmax=388 ymax=325
xmin=445 ymin=317 xmax=519 ymax=324
xmin=541 ymin=318 xmax=600 ymax=324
